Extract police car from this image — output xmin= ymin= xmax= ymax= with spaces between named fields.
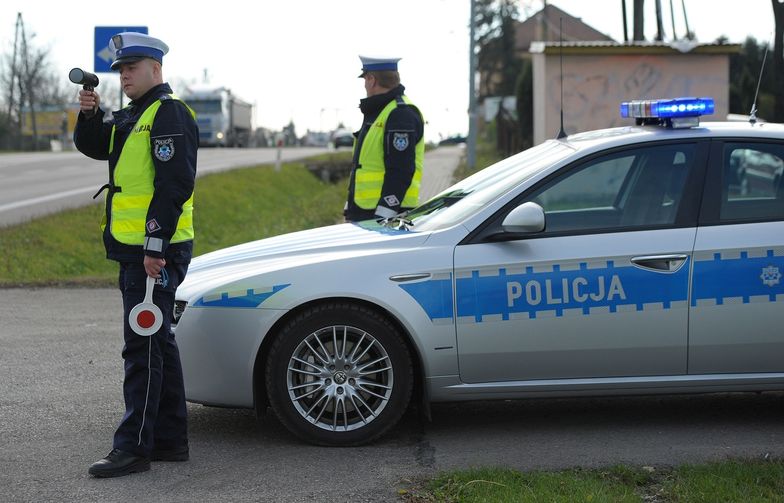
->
xmin=174 ymin=98 xmax=784 ymax=446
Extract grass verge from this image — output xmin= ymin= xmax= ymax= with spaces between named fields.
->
xmin=403 ymin=459 xmax=784 ymax=502
xmin=0 ymin=160 xmax=346 ymax=287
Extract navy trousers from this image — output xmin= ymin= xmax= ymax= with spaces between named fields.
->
xmin=113 ymin=260 xmax=188 ymax=457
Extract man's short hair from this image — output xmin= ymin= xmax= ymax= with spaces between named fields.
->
xmin=368 ymin=70 xmax=400 ymax=89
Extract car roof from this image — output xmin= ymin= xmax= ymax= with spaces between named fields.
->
xmin=562 ymin=121 xmax=784 ymax=153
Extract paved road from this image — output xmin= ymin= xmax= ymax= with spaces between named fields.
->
xmin=418 ymin=145 xmax=464 ymax=201
xmin=0 ymin=147 xmax=327 ymax=227
xmin=1 ymin=287 xmax=782 ymax=502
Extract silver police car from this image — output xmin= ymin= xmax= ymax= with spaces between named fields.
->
xmin=174 ymin=98 xmax=784 ymax=446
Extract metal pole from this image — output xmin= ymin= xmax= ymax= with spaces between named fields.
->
xmin=621 ymin=0 xmax=629 ymax=42
xmin=654 ymin=0 xmax=664 ymax=41
xmin=633 ymin=0 xmax=645 ymax=41
xmin=680 ymin=0 xmax=692 ymax=39
xmin=467 ymin=0 xmax=477 ymax=170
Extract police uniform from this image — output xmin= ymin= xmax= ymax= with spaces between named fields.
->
xmin=345 ymin=56 xmax=424 ymax=222
xmin=73 ymin=32 xmax=198 ymax=477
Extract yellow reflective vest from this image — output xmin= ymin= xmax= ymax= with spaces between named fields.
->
xmin=353 ymin=95 xmax=424 ymax=210
xmin=103 ymin=96 xmax=195 ymax=245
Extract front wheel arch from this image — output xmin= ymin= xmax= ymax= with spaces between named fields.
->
xmin=252 ymin=297 xmax=426 ymax=427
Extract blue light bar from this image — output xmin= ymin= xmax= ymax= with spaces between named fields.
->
xmin=620 ymin=97 xmax=714 ymax=119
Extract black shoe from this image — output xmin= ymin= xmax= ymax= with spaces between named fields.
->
xmin=151 ymin=446 xmax=189 ymax=462
xmin=88 ymin=449 xmax=150 ymax=478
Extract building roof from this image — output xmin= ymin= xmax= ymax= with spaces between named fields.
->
xmin=529 ymin=40 xmax=742 ymax=55
xmin=515 ymin=3 xmax=614 ymax=51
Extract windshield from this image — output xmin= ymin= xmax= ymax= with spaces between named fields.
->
xmin=407 ymin=141 xmax=574 ymax=231
xmin=188 ymin=99 xmax=222 ymax=114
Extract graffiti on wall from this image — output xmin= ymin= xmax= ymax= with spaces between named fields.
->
xmin=539 ymin=55 xmax=728 ymax=141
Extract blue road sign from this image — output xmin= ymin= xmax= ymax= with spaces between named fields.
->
xmin=94 ymin=26 xmax=147 ymax=73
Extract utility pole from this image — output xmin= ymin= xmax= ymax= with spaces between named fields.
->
xmin=467 ymin=0 xmax=477 ymax=170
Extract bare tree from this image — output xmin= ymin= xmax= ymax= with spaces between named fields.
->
xmin=1 ymin=14 xmax=71 ymax=150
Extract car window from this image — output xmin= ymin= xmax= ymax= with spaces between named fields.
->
xmin=720 ymin=143 xmax=784 ymax=222
xmin=411 ymin=141 xmax=575 ymax=231
xmin=186 ymin=99 xmax=222 ymax=114
xmin=525 ymin=143 xmax=698 ymax=234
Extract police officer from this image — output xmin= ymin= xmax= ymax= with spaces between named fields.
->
xmin=344 ymin=55 xmax=424 ymax=222
xmin=73 ymin=32 xmax=198 ymax=478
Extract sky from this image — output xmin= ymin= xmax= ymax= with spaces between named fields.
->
xmin=0 ymin=0 xmax=776 ymax=140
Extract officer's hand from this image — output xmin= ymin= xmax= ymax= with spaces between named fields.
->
xmin=144 ymin=255 xmax=166 ymax=278
xmin=78 ymin=89 xmax=100 ymax=117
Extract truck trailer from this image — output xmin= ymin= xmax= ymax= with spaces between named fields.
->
xmin=182 ymin=85 xmax=253 ymax=147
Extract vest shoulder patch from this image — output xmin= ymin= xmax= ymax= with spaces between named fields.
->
xmin=392 ymin=132 xmax=410 ymax=151
xmin=154 ymin=137 xmax=175 ymax=162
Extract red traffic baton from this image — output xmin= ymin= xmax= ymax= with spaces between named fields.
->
xmin=129 ymin=275 xmax=163 ymax=336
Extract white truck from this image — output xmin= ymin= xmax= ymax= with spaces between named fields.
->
xmin=182 ymin=85 xmax=253 ymax=147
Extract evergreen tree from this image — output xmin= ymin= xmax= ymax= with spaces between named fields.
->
xmin=475 ymin=0 xmax=522 ymax=98
xmin=728 ymin=37 xmax=775 ymax=118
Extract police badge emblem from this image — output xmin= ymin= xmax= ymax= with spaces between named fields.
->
xmin=392 ymin=132 xmax=409 ymax=151
xmin=760 ymin=265 xmax=781 ymax=287
xmin=154 ymin=137 xmax=175 ymax=162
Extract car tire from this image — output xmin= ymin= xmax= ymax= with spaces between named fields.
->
xmin=265 ymin=302 xmax=413 ymax=446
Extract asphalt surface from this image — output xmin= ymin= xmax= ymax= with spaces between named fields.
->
xmin=2 ymin=144 xmax=782 ymax=500
xmin=2 ymin=287 xmax=783 ymax=502
xmin=0 ymin=147 xmax=327 ymax=227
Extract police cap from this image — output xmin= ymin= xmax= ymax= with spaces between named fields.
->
xmin=358 ymin=55 xmax=401 ymax=78
xmin=110 ymin=32 xmax=169 ymax=71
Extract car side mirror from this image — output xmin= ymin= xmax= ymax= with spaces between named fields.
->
xmin=501 ymin=202 xmax=545 ymax=234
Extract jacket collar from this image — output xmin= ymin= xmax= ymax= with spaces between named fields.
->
xmin=128 ymin=82 xmax=173 ymax=111
xmin=359 ymin=84 xmax=405 ymax=116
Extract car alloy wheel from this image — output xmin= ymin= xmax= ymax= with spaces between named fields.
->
xmin=287 ymin=324 xmax=393 ymax=432
xmin=266 ymin=303 xmax=413 ymax=446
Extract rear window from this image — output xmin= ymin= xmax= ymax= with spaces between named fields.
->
xmin=720 ymin=143 xmax=784 ymax=222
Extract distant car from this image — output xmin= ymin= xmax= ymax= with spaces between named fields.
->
xmin=438 ymin=135 xmax=467 ymax=146
xmin=174 ymin=97 xmax=784 ymax=446
xmin=302 ymin=131 xmax=330 ymax=147
xmin=332 ymin=129 xmax=355 ymax=148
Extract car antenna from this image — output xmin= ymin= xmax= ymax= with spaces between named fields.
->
xmin=556 ymin=17 xmax=568 ymax=139
xmin=749 ymin=36 xmax=770 ymax=125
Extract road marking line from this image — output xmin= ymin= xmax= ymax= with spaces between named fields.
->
xmin=0 ymin=186 xmax=96 ymax=212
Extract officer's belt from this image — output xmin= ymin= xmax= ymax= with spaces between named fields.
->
xmin=92 ymin=183 xmax=122 ymax=199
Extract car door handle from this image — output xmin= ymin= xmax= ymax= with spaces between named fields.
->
xmin=389 ymin=273 xmax=431 ymax=282
xmin=630 ymin=254 xmax=688 ymax=273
